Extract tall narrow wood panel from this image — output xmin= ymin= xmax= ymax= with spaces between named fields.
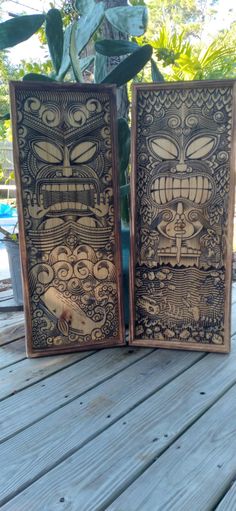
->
xmin=130 ymin=81 xmax=236 ymax=352
xmin=10 ymin=82 xmax=124 ymax=356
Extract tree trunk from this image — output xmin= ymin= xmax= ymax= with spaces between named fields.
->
xmin=95 ymin=0 xmax=130 ymax=119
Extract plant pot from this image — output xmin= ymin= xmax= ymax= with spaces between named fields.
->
xmin=4 ymin=239 xmax=23 ymax=306
xmin=121 ymin=224 xmax=130 ymax=326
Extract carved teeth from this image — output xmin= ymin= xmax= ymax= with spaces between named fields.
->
xmin=151 ymin=176 xmax=212 ymax=204
xmin=41 ymin=182 xmax=95 ymax=211
xmin=42 ymin=183 xmax=94 ymax=192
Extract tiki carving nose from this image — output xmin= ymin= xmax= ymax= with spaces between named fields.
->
xmin=62 ymin=147 xmax=72 ymax=177
xmin=176 ymin=162 xmax=188 ymax=172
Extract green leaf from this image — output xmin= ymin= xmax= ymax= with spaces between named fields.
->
xmin=120 ymin=183 xmax=130 ymax=197
xmin=0 ymin=14 xmax=46 ymax=50
xmin=69 ymin=21 xmax=83 ymax=82
xmin=151 ymin=58 xmax=165 ymax=82
xmin=101 ymin=44 xmax=152 ymax=86
xmin=118 ymin=117 xmax=130 ymax=224
xmin=45 ymin=9 xmax=64 ymax=74
xmin=0 ymin=112 xmax=10 ymax=121
xmin=23 ymin=73 xmax=55 ymax=81
xmin=74 ymin=0 xmax=96 ymax=16
xmin=80 ymin=55 xmax=94 ymax=73
xmin=57 ymin=24 xmax=72 ymax=80
xmin=75 ymin=2 xmax=105 ymax=56
xmin=105 ymin=6 xmax=148 ymax=36
xmin=118 ymin=117 xmax=130 ymax=176
xmin=95 ymin=39 xmax=139 ymax=57
xmin=94 ymin=52 xmax=107 ymax=84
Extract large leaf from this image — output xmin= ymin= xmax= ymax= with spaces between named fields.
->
xmin=57 ymin=4 xmax=104 ymax=80
xmin=45 ymin=9 xmax=64 ymax=74
xmin=23 ymin=73 xmax=55 ymax=82
xmin=118 ymin=117 xmax=131 ymax=225
xmin=57 ymin=24 xmax=72 ymax=80
xmin=80 ymin=55 xmax=95 ymax=73
xmin=94 ymin=52 xmax=107 ymax=84
xmin=75 ymin=2 xmax=105 ymax=56
xmin=118 ymin=118 xmax=130 ymax=176
xmin=74 ymin=0 xmax=96 ymax=16
xmin=0 ymin=112 xmax=10 ymax=121
xmin=105 ymin=6 xmax=148 ymax=36
xmin=95 ymin=39 xmax=139 ymax=57
xmin=120 ymin=183 xmax=130 ymax=197
xmin=151 ymin=58 xmax=165 ymax=82
xmin=0 ymin=14 xmax=46 ymax=50
xmin=101 ymin=44 xmax=153 ymax=86
xmin=69 ymin=21 xmax=83 ymax=82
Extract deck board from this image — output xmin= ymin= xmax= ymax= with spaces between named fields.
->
xmin=216 ymin=481 xmax=236 ymax=510
xmin=0 ymin=293 xmax=235 ymax=510
xmin=0 ymin=349 xmax=203 ymax=506
xmin=0 ymin=338 xmax=26 ymax=369
xmin=107 ymin=384 xmax=236 ymax=511
xmin=0 ymin=347 xmax=150 ymax=443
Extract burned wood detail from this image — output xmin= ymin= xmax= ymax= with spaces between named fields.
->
xmin=11 ymin=84 xmax=124 ymax=352
xmin=132 ymin=83 xmax=235 ymax=350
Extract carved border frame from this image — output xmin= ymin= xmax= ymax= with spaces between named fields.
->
xmin=10 ymin=81 xmax=125 ymax=356
xmin=129 ymin=80 xmax=236 ymax=353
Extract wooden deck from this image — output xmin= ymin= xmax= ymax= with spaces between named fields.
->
xmin=0 ymin=287 xmax=236 ymax=510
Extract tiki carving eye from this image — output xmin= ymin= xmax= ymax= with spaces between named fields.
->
xmin=149 ymin=137 xmax=179 ymax=160
xmin=70 ymin=141 xmax=98 ymax=164
xmin=186 ymin=135 xmax=217 ymax=159
xmin=32 ymin=141 xmax=63 ymax=163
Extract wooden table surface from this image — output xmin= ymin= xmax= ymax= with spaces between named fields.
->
xmin=0 ymin=285 xmax=236 ymax=510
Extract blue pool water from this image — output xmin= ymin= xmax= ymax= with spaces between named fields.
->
xmin=0 ymin=210 xmax=18 ymax=279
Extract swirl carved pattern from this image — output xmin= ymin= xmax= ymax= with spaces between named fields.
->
xmin=11 ymin=84 xmax=124 ymax=353
xmin=131 ymin=83 xmax=235 ymax=352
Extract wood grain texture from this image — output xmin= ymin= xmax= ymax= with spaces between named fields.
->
xmin=0 ymin=346 xmax=150 ymax=443
xmin=0 ymin=338 xmax=26 ymax=369
xmin=216 ymin=481 xmax=236 ymax=510
xmin=2 ymin=339 xmax=236 ymax=510
xmin=130 ymin=80 xmax=236 ymax=352
xmin=108 ymin=384 xmax=236 ymax=511
xmin=0 ymin=349 xmax=202 ymax=506
xmin=0 ymin=316 xmax=24 ymax=345
xmin=10 ymin=81 xmax=124 ymax=356
xmin=0 ymin=350 xmax=91 ymax=401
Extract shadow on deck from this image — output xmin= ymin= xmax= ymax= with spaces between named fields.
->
xmin=0 ymin=286 xmax=236 ymax=510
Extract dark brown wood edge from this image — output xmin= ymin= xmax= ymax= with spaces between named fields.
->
xmin=129 ymin=79 xmax=236 ymax=353
xmin=129 ymin=84 xmax=138 ymax=345
xmin=223 ymin=82 xmax=236 ymax=352
xmin=9 ymin=82 xmax=33 ymax=357
xmin=132 ymin=79 xmax=236 ymax=91
xmin=109 ymin=85 xmax=125 ymax=345
xmin=9 ymin=81 xmax=125 ymax=356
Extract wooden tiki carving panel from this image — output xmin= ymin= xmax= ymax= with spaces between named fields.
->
xmin=130 ymin=81 xmax=236 ymax=352
xmin=10 ymin=82 xmax=125 ymax=356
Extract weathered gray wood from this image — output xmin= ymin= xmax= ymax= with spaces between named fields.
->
xmin=0 ymin=351 xmax=93 ymax=401
xmin=2 ymin=340 xmax=236 ymax=510
xmin=0 ymin=349 xmax=203 ymax=506
xmin=215 ymin=481 xmax=236 ymax=510
xmin=231 ymin=301 xmax=236 ymax=335
xmin=0 ymin=338 xmax=26 ymax=369
xmin=0 ymin=315 xmax=24 ymax=345
xmin=232 ymin=283 xmax=236 ymax=304
xmin=0 ymin=347 xmax=151 ymax=442
xmin=108 ymin=385 xmax=236 ymax=511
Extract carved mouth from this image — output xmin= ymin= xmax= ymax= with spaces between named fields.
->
xmin=151 ymin=175 xmax=213 ymax=205
xmin=38 ymin=180 xmax=96 ymax=212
